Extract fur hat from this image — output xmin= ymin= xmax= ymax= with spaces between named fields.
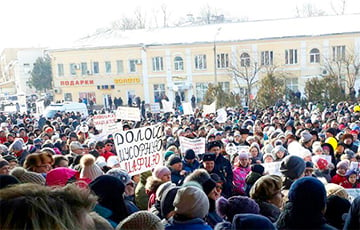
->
xmin=117 ymin=211 xmax=164 ymax=230
xmin=80 ymin=154 xmax=104 ymax=181
xmin=216 ymin=195 xmax=260 ymax=221
xmin=152 ymin=166 xmax=171 ymax=180
xmin=280 ymin=155 xmax=306 ymax=180
xmin=10 ymin=167 xmax=45 ymax=185
xmin=325 ymin=183 xmax=349 ymax=199
xmin=250 ymin=175 xmax=282 ymax=201
xmin=173 ymin=185 xmax=209 ymax=219
xmin=183 ymin=168 xmax=211 ymax=185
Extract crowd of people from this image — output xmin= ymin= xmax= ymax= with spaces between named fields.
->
xmin=1 ymin=101 xmax=360 ymax=229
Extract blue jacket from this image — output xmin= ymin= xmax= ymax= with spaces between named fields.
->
xmin=182 ymin=159 xmax=200 ymax=173
xmin=165 ymin=217 xmax=212 ymax=230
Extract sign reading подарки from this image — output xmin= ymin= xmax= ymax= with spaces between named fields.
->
xmin=113 ymin=124 xmax=164 ymax=176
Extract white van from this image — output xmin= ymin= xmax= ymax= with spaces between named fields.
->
xmin=43 ymin=102 xmax=88 ymax=119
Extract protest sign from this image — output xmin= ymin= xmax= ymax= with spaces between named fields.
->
xmin=104 ymin=122 xmax=123 ymax=135
xmin=113 ymin=124 xmax=164 ymax=176
xmin=149 ymin=103 xmax=161 ymax=113
xmin=179 ymin=136 xmax=206 ymax=155
xmin=203 ymin=101 xmax=216 ymax=115
xmin=345 ymin=189 xmax=360 ymax=202
xmin=262 ymin=161 xmax=282 ymax=176
xmin=182 ymin=102 xmax=193 ymax=115
xmin=162 ymin=100 xmax=174 ymax=113
xmin=116 ymin=106 xmax=141 ymax=121
xmin=349 ymin=162 xmax=360 ymax=171
xmin=92 ymin=113 xmax=116 ymax=130
xmin=216 ymin=108 xmax=227 ymax=123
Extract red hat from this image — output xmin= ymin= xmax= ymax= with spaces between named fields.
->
xmin=316 ymin=158 xmax=328 ymax=170
xmin=45 ymin=127 xmax=53 ymax=133
xmin=338 ymin=124 xmax=346 ymax=130
xmin=350 ymin=130 xmax=359 ymax=135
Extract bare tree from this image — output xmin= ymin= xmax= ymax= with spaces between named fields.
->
xmin=134 ymin=7 xmax=146 ymax=29
xmin=295 ymin=3 xmax=327 ymax=17
xmin=160 ymin=3 xmax=171 ymax=28
xmin=228 ymin=54 xmax=262 ymax=108
xmin=331 ymin=0 xmax=347 ymax=15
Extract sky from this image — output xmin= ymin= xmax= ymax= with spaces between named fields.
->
xmin=1 ymin=0 xmax=360 ymax=52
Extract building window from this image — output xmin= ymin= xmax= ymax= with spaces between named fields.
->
xmin=310 ymin=48 xmax=320 ymax=64
xmin=93 ymin=62 xmax=99 ymax=74
xmin=240 ymin=52 xmax=250 ymax=67
xmin=219 ymin=82 xmax=230 ymax=92
xmin=217 ymin=53 xmax=229 ymax=69
xmin=129 ymin=59 xmax=137 ymax=73
xmin=196 ymin=83 xmax=208 ymax=102
xmin=285 ymin=49 xmax=298 ymax=65
xmin=105 ymin=61 xmax=112 ymax=74
xmin=195 ymin=55 xmax=207 ymax=70
xmin=152 ymin=57 xmax=164 ymax=72
xmin=57 ymin=64 xmax=64 ymax=77
xmin=70 ymin=63 xmax=77 ymax=75
xmin=285 ymin=78 xmax=299 ymax=92
xmin=174 ymin=56 xmax=184 ymax=71
xmin=153 ymin=84 xmax=165 ymax=102
xmin=261 ymin=51 xmax=273 ymax=66
xmin=332 ymin=45 xmax=346 ymax=61
xmin=116 ymin=60 xmax=124 ymax=73
xmin=81 ymin=62 xmax=88 ymax=75
xmin=64 ymin=93 xmax=72 ymax=101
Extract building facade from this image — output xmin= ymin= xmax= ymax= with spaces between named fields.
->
xmin=49 ymin=14 xmax=360 ymax=106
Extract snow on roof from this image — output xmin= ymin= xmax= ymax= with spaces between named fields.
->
xmin=53 ymin=14 xmax=360 ymax=50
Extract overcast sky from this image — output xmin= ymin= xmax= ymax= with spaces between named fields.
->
xmin=1 ymin=0 xmax=360 ymax=52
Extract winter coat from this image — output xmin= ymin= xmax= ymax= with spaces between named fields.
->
xmin=344 ymin=196 xmax=360 ymax=230
xmin=92 ymin=204 xmax=118 ymax=228
xmin=256 ymin=200 xmax=281 ymax=223
xmin=314 ymin=169 xmax=332 ymax=183
xmin=232 ymin=165 xmax=251 ymax=195
xmin=170 ymin=168 xmax=185 ymax=186
xmin=340 ymin=181 xmax=360 ymax=189
xmin=214 ymin=154 xmax=233 ymax=198
xmin=331 ymin=173 xmax=347 ymax=185
xmin=205 ymin=198 xmax=223 ymax=228
xmin=165 ymin=217 xmax=212 ymax=230
xmin=182 ymin=159 xmax=200 ymax=173
xmin=244 ymin=171 xmax=263 ymax=196
xmin=135 ymin=171 xmax=151 ymax=210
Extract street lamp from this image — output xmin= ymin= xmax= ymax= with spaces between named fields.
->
xmin=213 ymin=27 xmax=222 ymax=85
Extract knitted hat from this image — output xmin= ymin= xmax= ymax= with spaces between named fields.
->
xmin=251 ymin=164 xmax=265 ymax=175
xmin=80 ymin=154 xmax=104 ymax=181
xmin=216 ymin=195 xmax=260 ymax=221
xmin=164 ymin=151 xmax=175 ymax=161
xmin=288 ymin=177 xmax=326 ymax=212
xmin=33 ymin=138 xmax=43 ymax=146
xmin=95 ymin=156 xmax=107 ymax=169
xmin=250 ymin=175 xmax=282 ymax=201
xmin=156 ymin=181 xmax=176 ymax=201
xmin=336 ymin=160 xmax=350 ymax=170
xmin=69 ymin=141 xmax=83 ymax=153
xmin=280 ymin=155 xmax=306 ymax=180
xmin=0 ymin=175 xmax=19 ymax=189
xmin=167 ymin=155 xmax=181 ymax=166
xmin=184 ymin=149 xmax=196 ymax=160
xmin=106 ymin=168 xmax=131 ymax=185
xmin=305 ymin=161 xmax=314 ymax=170
xmin=46 ymin=167 xmax=90 ymax=187
xmin=202 ymin=178 xmax=217 ymax=195
xmin=152 ymin=166 xmax=171 ymax=180
xmin=345 ymin=169 xmax=357 ymax=178
xmin=0 ymin=144 xmax=9 ymax=155
xmin=8 ymin=139 xmax=25 ymax=152
xmin=325 ymin=183 xmax=349 ymax=199
xmin=10 ymin=167 xmax=45 ymax=185
xmin=299 ymin=131 xmax=312 ymax=143
xmin=232 ymin=214 xmax=276 ymax=230
xmin=0 ymin=159 xmax=9 ymax=169
xmin=325 ymin=195 xmax=351 ymax=229
xmin=173 ymin=185 xmax=209 ymax=219
xmin=117 ymin=211 xmax=163 ymax=230
xmin=106 ymin=155 xmax=120 ymax=168
xmin=161 ymin=186 xmax=180 ymax=219
xmin=326 ymin=128 xmax=337 ymax=137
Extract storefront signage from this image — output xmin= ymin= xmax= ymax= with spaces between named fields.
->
xmin=60 ymin=80 xmax=94 ymax=86
xmin=114 ymin=78 xmax=141 ymax=84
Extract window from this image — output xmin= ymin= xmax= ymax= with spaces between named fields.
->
xmin=174 ymin=56 xmax=184 ymax=71
xmin=81 ymin=62 xmax=88 ymax=75
xmin=105 ymin=61 xmax=112 ymax=74
xmin=216 ymin=53 xmax=229 ymax=69
xmin=196 ymin=83 xmax=208 ymax=102
xmin=332 ymin=45 xmax=346 ymax=61
xmin=261 ymin=51 xmax=273 ymax=66
xmin=240 ymin=52 xmax=250 ymax=67
xmin=195 ymin=55 xmax=207 ymax=70
xmin=310 ymin=48 xmax=320 ymax=64
xmin=285 ymin=78 xmax=298 ymax=92
xmin=285 ymin=49 xmax=298 ymax=65
xmin=219 ymin=82 xmax=230 ymax=92
xmin=129 ymin=60 xmax=137 ymax=73
xmin=116 ymin=60 xmax=124 ymax=74
xmin=153 ymin=84 xmax=165 ymax=102
xmin=57 ymin=64 xmax=64 ymax=77
xmin=64 ymin=93 xmax=72 ymax=101
xmin=152 ymin=57 xmax=164 ymax=71
xmin=93 ymin=62 xmax=99 ymax=74
xmin=70 ymin=63 xmax=77 ymax=75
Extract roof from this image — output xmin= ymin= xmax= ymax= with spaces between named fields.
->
xmin=52 ymin=14 xmax=360 ymax=51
